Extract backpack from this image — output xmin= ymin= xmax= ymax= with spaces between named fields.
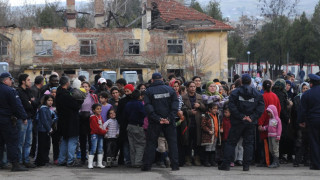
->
xmin=90 ymin=93 xmax=99 ymax=103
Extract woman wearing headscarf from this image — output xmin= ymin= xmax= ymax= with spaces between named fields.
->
xmin=292 ymin=82 xmax=310 ymax=167
xmin=272 ymin=79 xmax=291 ymax=164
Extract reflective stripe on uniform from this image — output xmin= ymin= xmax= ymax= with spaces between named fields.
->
xmin=154 ymin=93 xmax=170 ymax=99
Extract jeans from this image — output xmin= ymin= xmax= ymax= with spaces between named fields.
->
xmin=90 ymin=134 xmax=104 ymax=155
xmin=17 ymin=119 xmax=33 ymax=163
xmin=123 ymin=140 xmax=131 ymax=165
xmin=58 ymin=136 xmax=78 ymax=164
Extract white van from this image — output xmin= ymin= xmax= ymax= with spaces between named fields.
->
xmin=122 ymin=71 xmax=138 ymax=85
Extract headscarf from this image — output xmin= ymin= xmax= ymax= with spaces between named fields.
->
xmin=203 ymin=81 xmax=223 ymax=99
xmin=298 ymin=82 xmax=310 ymax=97
xmin=272 ymin=78 xmax=286 ymax=94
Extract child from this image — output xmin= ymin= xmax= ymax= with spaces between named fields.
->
xmin=99 ymin=92 xmax=113 ymax=123
xmin=201 ymin=103 xmax=219 ymax=167
xmin=261 ymin=104 xmax=282 ymax=168
xmin=35 ymin=95 xmax=57 ymax=166
xmin=88 ymin=104 xmax=107 ymax=169
xmin=124 ymin=90 xmax=146 ymax=168
xmin=103 ymin=109 xmax=119 ymax=167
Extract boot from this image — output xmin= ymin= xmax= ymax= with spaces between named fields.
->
xmin=106 ymin=157 xmax=112 ymax=168
xmin=112 ymin=157 xmax=118 ymax=167
xmin=97 ymin=154 xmax=105 ymax=168
xmin=269 ymin=156 xmax=280 ymax=168
xmin=203 ymin=152 xmax=211 ymax=167
xmin=11 ymin=162 xmax=29 ymax=172
xmin=185 ymin=156 xmax=192 ymax=166
xmin=194 ymin=155 xmax=201 ymax=166
xmin=88 ymin=155 xmax=94 ymax=169
xmin=210 ymin=152 xmax=217 ymax=167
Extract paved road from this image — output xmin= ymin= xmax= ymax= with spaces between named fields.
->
xmin=1 ymin=164 xmax=320 ymax=180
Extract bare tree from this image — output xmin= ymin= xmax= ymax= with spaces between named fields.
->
xmin=258 ymin=0 xmax=300 ymax=20
xmin=0 ymin=0 xmax=10 ymax=26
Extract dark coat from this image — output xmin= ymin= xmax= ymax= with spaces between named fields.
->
xmin=117 ymin=95 xmax=132 ymax=142
xmin=182 ymin=93 xmax=206 ymax=146
xmin=56 ymin=86 xmax=82 ymax=138
xmin=272 ymin=89 xmax=290 ymax=125
xmin=16 ymin=87 xmax=37 ymax=119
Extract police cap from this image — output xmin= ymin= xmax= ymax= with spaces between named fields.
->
xmin=308 ymin=74 xmax=320 ymax=81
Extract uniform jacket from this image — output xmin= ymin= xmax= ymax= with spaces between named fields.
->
xmin=258 ymin=91 xmax=281 ymax=140
xmin=16 ymin=87 xmax=37 ymax=119
xmin=144 ymin=80 xmax=179 ymax=124
xmin=228 ymin=85 xmax=265 ymax=125
xmin=56 ymin=86 xmax=82 ymax=138
xmin=263 ymin=105 xmax=282 ymax=140
xmin=182 ymin=93 xmax=206 ymax=146
xmin=0 ymin=83 xmax=27 ymax=121
xmin=299 ymin=85 xmax=320 ymax=124
xmin=201 ymin=112 xmax=219 ymax=145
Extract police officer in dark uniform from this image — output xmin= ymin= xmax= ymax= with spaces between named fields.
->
xmin=219 ymin=74 xmax=265 ymax=171
xmin=0 ymin=72 xmax=28 ymax=171
xmin=299 ymin=74 xmax=320 ymax=170
xmin=141 ymin=73 xmax=180 ymax=171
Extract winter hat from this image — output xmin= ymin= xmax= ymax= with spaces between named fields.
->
xmin=241 ymin=74 xmax=252 ymax=85
xmin=152 ymin=73 xmax=162 ymax=79
xmin=72 ymin=78 xmax=81 ymax=89
xmin=124 ymin=84 xmax=135 ymax=93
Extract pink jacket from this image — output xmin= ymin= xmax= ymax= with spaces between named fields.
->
xmin=263 ymin=105 xmax=282 ymax=140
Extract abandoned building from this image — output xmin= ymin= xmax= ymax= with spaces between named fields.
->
xmin=0 ymin=0 xmax=232 ymax=82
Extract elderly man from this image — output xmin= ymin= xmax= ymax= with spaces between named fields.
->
xmin=0 ymin=72 xmax=28 ymax=171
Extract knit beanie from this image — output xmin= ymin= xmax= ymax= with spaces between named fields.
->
xmin=124 ymin=84 xmax=135 ymax=93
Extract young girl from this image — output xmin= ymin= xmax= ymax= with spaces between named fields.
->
xmin=261 ymin=104 xmax=282 ymax=168
xmin=88 ymin=104 xmax=107 ymax=169
xmin=35 ymin=95 xmax=57 ymax=166
xmin=201 ymin=103 xmax=219 ymax=167
xmin=103 ymin=109 xmax=119 ymax=167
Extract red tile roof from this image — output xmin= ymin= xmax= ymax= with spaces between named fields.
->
xmin=149 ymin=0 xmax=233 ymax=31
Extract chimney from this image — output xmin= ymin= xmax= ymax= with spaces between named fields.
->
xmin=66 ymin=0 xmax=76 ymax=28
xmin=141 ymin=0 xmax=151 ymax=29
xmin=94 ymin=0 xmax=105 ymax=28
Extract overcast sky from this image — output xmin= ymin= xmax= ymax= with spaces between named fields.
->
xmin=10 ymin=0 xmax=319 ymax=20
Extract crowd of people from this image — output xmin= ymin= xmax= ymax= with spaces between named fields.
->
xmin=0 ymin=70 xmax=320 ymax=172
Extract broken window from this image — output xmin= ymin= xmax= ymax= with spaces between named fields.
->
xmin=35 ymin=40 xmax=53 ymax=56
xmin=167 ymin=39 xmax=183 ymax=54
xmin=124 ymin=39 xmax=140 ymax=55
xmin=0 ymin=40 xmax=8 ymax=56
xmin=80 ymin=40 xmax=96 ymax=56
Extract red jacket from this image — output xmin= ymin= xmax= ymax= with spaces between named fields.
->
xmin=90 ymin=115 xmax=107 ymax=135
xmin=222 ymin=117 xmax=231 ymax=141
xmin=258 ymin=91 xmax=281 ymax=140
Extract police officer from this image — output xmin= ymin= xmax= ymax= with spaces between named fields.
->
xmin=218 ymin=74 xmax=265 ymax=171
xmin=299 ymin=74 xmax=320 ymax=170
xmin=141 ymin=73 xmax=180 ymax=171
xmin=0 ymin=72 xmax=28 ymax=171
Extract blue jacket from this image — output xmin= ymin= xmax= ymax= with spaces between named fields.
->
xmin=124 ymin=100 xmax=146 ymax=126
xmin=0 ymin=83 xmax=27 ymax=122
xmin=229 ymin=84 xmax=265 ymax=125
xmin=144 ymin=80 xmax=179 ymax=124
xmin=36 ymin=105 xmax=58 ymax=132
xmin=299 ymin=85 xmax=320 ymax=124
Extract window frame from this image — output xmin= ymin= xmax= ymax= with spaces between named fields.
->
xmin=0 ymin=40 xmax=8 ymax=56
xmin=167 ymin=39 xmax=184 ymax=55
xmin=80 ymin=39 xmax=97 ymax=56
xmin=35 ymin=40 xmax=53 ymax=56
xmin=124 ymin=39 xmax=140 ymax=56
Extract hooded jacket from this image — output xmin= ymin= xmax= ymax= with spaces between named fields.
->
xmin=263 ymin=105 xmax=282 ymax=140
xmin=258 ymin=91 xmax=281 ymax=140
xmin=228 ymin=84 xmax=265 ymax=125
